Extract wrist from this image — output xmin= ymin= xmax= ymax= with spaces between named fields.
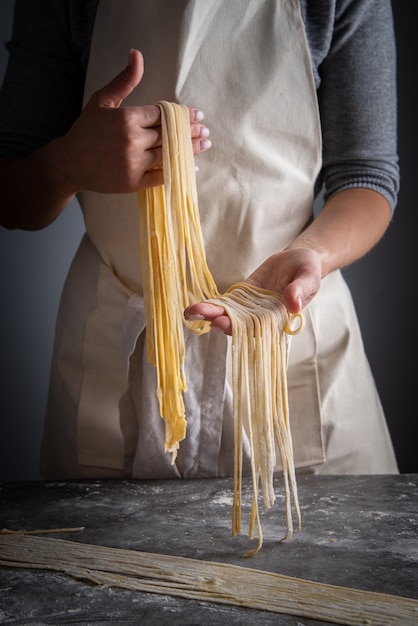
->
xmin=40 ymin=136 xmax=79 ymax=202
xmin=284 ymin=238 xmax=329 ymax=278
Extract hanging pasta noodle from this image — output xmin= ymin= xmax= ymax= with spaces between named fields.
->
xmin=138 ymin=102 xmax=218 ymax=461
xmin=138 ymin=101 xmax=304 ymax=554
xmin=207 ymin=283 xmax=304 ymax=556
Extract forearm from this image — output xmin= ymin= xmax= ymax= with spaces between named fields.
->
xmin=286 ymin=188 xmax=392 ymax=278
xmin=0 ymin=140 xmax=76 ymax=231
xmin=185 ymin=187 xmax=393 ymax=331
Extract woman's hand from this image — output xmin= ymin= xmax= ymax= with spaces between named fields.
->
xmin=184 ymin=247 xmax=322 ymax=335
xmin=185 ymin=187 xmax=392 ymax=335
xmin=51 ymin=49 xmax=210 ymax=196
xmin=0 ymin=49 xmax=211 ymax=230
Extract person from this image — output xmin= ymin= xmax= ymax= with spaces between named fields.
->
xmin=0 ymin=0 xmax=399 ymax=479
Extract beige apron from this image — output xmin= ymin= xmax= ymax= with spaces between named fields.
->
xmin=40 ymin=0 xmax=398 ymax=479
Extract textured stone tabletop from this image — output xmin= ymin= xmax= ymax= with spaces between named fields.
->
xmin=0 ymin=474 xmax=417 ymax=625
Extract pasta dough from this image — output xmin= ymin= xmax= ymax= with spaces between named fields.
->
xmin=138 ymin=102 xmax=304 ymax=553
xmin=1 ymin=532 xmax=417 ymax=626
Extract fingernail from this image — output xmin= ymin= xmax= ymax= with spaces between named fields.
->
xmin=200 ymin=139 xmax=211 ymax=151
xmin=200 ymin=126 xmax=210 ymax=138
xmin=194 ymin=109 xmax=205 ymax=122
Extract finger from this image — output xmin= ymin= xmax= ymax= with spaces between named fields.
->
xmin=138 ymin=168 xmax=164 ymax=189
xmin=190 ymin=122 xmax=209 ymax=139
xmin=188 ymin=107 xmax=205 ymax=123
xmin=136 ymin=125 xmax=161 ymax=150
xmin=88 ymin=49 xmax=145 ymax=109
xmin=185 ymin=303 xmax=232 ymax=336
xmin=282 ymin=279 xmax=317 ymax=314
xmin=192 ymin=125 xmax=211 ymax=154
xmin=141 ymin=105 xmax=205 ymax=131
xmin=210 ymin=315 xmax=232 ymax=335
xmin=141 ymin=145 xmax=162 ymax=171
xmin=135 ymin=104 xmax=162 ymax=129
xmin=184 ymin=302 xmax=226 ymax=322
xmin=282 ymin=287 xmax=303 ymax=314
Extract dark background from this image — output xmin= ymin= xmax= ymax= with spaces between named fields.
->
xmin=0 ymin=2 xmax=415 ymax=479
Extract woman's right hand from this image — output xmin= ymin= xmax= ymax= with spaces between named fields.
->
xmin=52 ymin=49 xmax=211 ymax=196
xmin=0 ymin=49 xmax=210 ymax=230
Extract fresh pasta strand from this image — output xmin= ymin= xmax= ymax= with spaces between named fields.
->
xmin=207 ymin=283 xmax=304 ymax=555
xmin=138 ymin=102 xmax=218 ymax=462
xmin=138 ymin=101 xmax=304 ymax=553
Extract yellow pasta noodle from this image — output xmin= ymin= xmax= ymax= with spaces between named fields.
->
xmin=138 ymin=102 xmax=218 ymax=461
xmin=138 ymin=101 xmax=304 ymax=553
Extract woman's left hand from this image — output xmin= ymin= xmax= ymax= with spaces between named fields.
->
xmin=184 ymin=246 xmax=322 ymax=335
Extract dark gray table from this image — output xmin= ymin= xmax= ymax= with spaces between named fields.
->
xmin=0 ymin=474 xmax=417 ymax=625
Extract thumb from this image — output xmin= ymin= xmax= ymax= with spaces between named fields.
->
xmin=282 ymin=286 xmax=303 ymax=314
xmin=87 ymin=49 xmax=144 ymax=109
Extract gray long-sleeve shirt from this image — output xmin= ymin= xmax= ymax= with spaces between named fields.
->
xmin=0 ymin=0 xmax=399 ymax=211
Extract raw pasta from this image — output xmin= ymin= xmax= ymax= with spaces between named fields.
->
xmin=138 ymin=101 xmax=304 ymax=552
xmin=1 ymin=532 xmax=417 ymax=626
xmin=206 ymin=282 xmax=304 ymax=555
xmin=138 ymin=102 xmax=218 ymax=461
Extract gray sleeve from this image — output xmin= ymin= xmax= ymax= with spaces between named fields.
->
xmin=1 ymin=0 xmax=399 ymax=213
xmin=316 ymin=0 xmax=399 ymax=212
